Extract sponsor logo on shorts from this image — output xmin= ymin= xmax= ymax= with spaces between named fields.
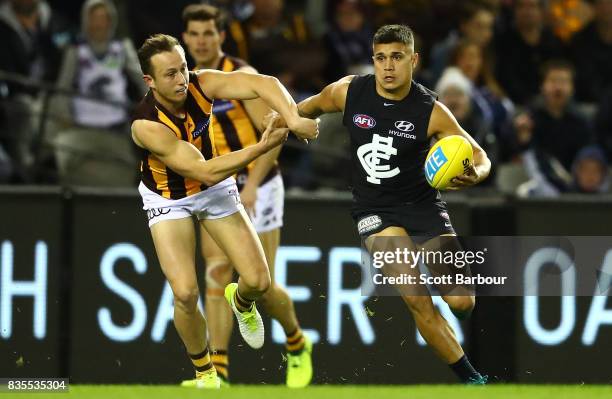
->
xmin=353 ymin=114 xmax=376 ymax=129
xmin=147 ymin=207 xmax=171 ymax=221
xmin=228 ymin=189 xmax=241 ymax=205
xmin=358 ymin=215 xmax=382 ymax=235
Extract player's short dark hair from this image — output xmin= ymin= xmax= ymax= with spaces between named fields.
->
xmin=137 ymin=34 xmax=180 ymax=76
xmin=373 ymin=24 xmax=414 ymax=48
xmin=182 ymin=4 xmax=226 ymax=32
xmin=540 ymin=59 xmax=575 ymax=81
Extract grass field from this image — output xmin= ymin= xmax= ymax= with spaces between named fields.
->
xmin=10 ymin=385 xmax=612 ymax=399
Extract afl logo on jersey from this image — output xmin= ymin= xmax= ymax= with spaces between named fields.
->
xmin=353 ymin=114 xmax=376 ymax=129
xmin=394 ymin=121 xmax=414 ymax=132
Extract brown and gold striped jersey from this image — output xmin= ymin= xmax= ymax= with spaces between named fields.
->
xmin=132 ymin=71 xmax=217 ymax=199
xmin=211 ymin=55 xmax=278 ymax=188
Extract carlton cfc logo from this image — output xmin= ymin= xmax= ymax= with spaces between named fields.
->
xmin=353 ymin=114 xmax=376 ymax=129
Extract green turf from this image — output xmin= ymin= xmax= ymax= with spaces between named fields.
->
xmin=9 ymin=385 xmax=612 ymax=399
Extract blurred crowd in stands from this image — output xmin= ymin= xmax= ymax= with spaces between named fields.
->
xmin=0 ymin=0 xmax=611 ymax=198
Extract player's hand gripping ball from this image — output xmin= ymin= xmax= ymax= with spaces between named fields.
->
xmin=425 ymin=135 xmax=473 ymax=190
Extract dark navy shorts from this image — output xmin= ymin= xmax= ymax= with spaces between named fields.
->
xmin=351 ymin=201 xmax=455 ymax=242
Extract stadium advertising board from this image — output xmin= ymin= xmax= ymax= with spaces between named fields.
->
xmin=66 ymin=194 xmax=470 ymax=383
xmin=1 ymin=191 xmax=611 ymax=384
xmin=0 ymin=189 xmax=64 ymax=378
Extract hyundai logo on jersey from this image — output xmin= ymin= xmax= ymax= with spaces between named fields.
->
xmin=394 ymin=121 xmax=415 ymax=132
xmin=353 ymin=114 xmax=376 ymax=129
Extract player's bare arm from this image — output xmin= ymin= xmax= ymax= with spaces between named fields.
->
xmin=131 ymin=117 xmax=288 ymax=186
xmin=239 ymin=65 xmax=284 ymax=213
xmin=297 ymin=75 xmax=354 ymax=118
xmin=196 ymin=69 xmax=318 ymax=140
xmin=427 ymin=101 xmax=491 ymax=188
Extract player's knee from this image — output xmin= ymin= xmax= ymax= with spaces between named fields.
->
xmin=237 ymin=256 xmax=270 ymax=294
xmin=446 ymin=296 xmax=475 ymax=320
xmin=244 ymin=270 xmax=271 ymax=295
xmin=173 ymin=284 xmax=200 ymax=312
xmin=256 ymin=272 xmax=271 ymax=294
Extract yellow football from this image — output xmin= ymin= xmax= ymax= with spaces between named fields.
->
xmin=424 ymin=135 xmax=473 ymax=190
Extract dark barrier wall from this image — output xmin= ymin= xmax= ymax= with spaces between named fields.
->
xmin=1 ymin=188 xmax=611 ymax=384
xmin=67 ymin=191 xmax=172 ymax=383
xmin=64 ymin=192 xmax=472 ymax=384
xmin=0 ymin=188 xmax=65 ymax=377
xmin=514 ymin=198 xmax=612 ymax=383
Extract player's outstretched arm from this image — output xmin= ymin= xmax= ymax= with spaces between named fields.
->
xmin=131 ymin=118 xmax=288 ymax=186
xmin=196 ymin=69 xmax=318 ymax=140
xmin=241 ymin=82 xmax=284 ymax=214
xmin=298 ymin=75 xmax=354 ymax=119
xmin=428 ymin=101 xmax=491 ymax=188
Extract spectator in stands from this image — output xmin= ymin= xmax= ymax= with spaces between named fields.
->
xmin=126 ymin=0 xmax=194 ymax=49
xmin=428 ymin=1 xmax=496 ymax=84
xmin=223 ymin=0 xmax=325 ymax=98
xmin=570 ymin=0 xmax=612 ymax=102
xmin=570 ymin=145 xmax=609 ymax=193
xmin=52 ymin=0 xmax=146 ymax=187
xmin=495 ymin=0 xmax=565 ymax=105
xmin=548 ymin=0 xmax=593 ymax=42
xmin=519 ymin=144 xmax=609 ymax=196
xmin=509 ymin=60 xmax=593 ymax=194
xmin=370 ymin=0 xmax=452 ymax=53
xmin=436 ymin=67 xmax=499 ymax=177
xmin=222 ymin=0 xmax=325 ymax=189
xmin=595 ymin=90 xmax=612 ymax=160
xmin=322 ymin=0 xmax=373 ymax=82
xmin=0 ymin=0 xmax=70 ymax=182
xmin=449 ymin=39 xmax=514 ymax=136
xmin=0 ymin=144 xmax=13 ymax=183
xmin=0 ymin=0 xmax=68 ymax=92
xmin=200 ymin=0 xmax=254 ymax=22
